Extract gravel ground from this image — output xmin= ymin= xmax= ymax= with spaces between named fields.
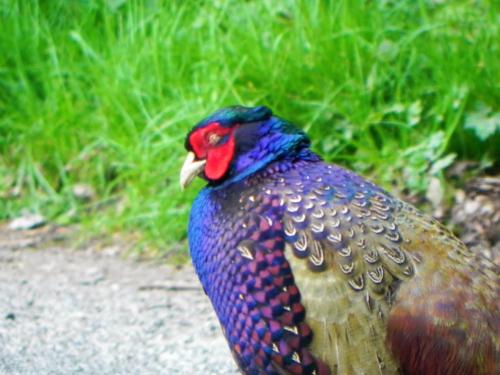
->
xmin=0 ymin=225 xmax=238 ymax=375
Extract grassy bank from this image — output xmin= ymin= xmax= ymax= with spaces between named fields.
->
xmin=1 ymin=0 xmax=498 ymax=252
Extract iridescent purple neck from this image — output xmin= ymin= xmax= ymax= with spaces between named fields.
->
xmin=210 ymin=117 xmax=314 ymax=190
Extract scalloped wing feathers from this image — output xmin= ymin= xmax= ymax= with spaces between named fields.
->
xmin=188 ymin=159 xmax=499 ymax=375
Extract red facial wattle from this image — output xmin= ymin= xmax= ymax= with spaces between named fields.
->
xmin=205 ymin=134 xmax=236 ymax=180
xmin=188 ymin=122 xmax=237 ymax=181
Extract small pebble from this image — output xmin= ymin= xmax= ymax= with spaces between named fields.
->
xmin=72 ymin=184 xmax=95 ymax=201
xmin=8 ymin=213 xmax=46 ymax=230
xmin=5 ymin=312 xmax=16 ymax=320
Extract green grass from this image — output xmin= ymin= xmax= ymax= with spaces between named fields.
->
xmin=1 ymin=0 xmax=499 ymax=252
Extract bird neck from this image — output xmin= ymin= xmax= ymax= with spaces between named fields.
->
xmin=211 ymin=117 xmax=318 ymax=190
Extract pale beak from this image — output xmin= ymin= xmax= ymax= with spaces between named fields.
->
xmin=180 ymin=151 xmax=206 ymax=190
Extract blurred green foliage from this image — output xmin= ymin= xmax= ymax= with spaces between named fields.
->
xmin=0 ymin=0 xmax=498 ymax=251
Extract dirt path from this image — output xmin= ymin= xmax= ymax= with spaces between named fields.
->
xmin=0 ymin=225 xmax=238 ymax=375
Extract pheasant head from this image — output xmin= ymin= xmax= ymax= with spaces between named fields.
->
xmin=180 ymin=105 xmax=312 ymax=189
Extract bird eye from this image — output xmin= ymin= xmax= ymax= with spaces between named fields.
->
xmin=207 ymin=132 xmax=222 ymax=145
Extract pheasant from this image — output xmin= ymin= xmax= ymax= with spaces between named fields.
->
xmin=180 ymin=105 xmax=499 ymax=375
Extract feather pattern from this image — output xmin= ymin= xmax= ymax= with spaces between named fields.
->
xmin=186 ymin=106 xmax=499 ymax=375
